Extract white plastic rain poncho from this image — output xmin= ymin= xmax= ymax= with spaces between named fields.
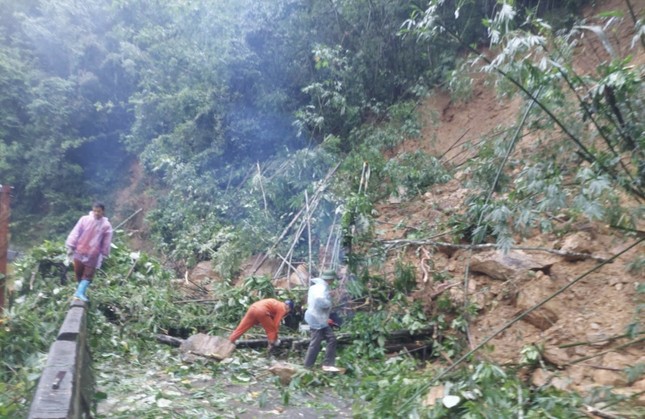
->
xmin=304 ymin=277 xmax=332 ymax=330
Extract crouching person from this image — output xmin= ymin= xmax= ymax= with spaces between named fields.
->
xmin=304 ymin=270 xmax=340 ymax=372
xmin=65 ymin=202 xmax=113 ymax=302
xmin=229 ymin=298 xmax=294 ymax=352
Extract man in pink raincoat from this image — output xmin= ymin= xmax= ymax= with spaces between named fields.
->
xmin=65 ymin=202 xmax=113 ymax=301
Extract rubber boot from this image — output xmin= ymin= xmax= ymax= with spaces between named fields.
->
xmin=74 ymin=279 xmax=91 ymax=302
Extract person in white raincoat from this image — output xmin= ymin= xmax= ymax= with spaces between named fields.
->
xmin=303 ymin=271 xmax=339 ymax=371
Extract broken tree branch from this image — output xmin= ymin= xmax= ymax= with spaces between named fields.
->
xmin=567 ymin=337 xmax=645 ymax=366
xmin=582 ymin=404 xmax=621 ymax=419
xmin=30 ymin=263 xmax=40 ymax=291
xmin=173 ymin=298 xmax=218 ymax=304
xmin=121 ymin=257 xmax=138 ymax=284
xmin=114 ymin=208 xmax=143 ymax=231
xmin=420 ymin=247 xmax=431 ymax=283
xmin=558 ymin=331 xmax=645 ymax=348
xmin=381 ymin=239 xmax=609 ymax=262
xmin=156 ymin=334 xmax=183 ymax=347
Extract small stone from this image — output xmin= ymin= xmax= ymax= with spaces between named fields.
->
xmin=592 ymin=369 xmax=626 ymax=386
xmin=424 ymin=385 xmax=445 ymax=407
xmin=531 ymin=368 xmax=549 ymax=387
xmin=542 ymin=347 xmax=570 ymax=367
xmin=551 ymin=376 xmax=571 ymax=391
xmin=586 ymin=332 xmax=610 ymax=347
xmin=518 ymin=306 xmax=559 ymax=331
xmin=633 ymin=378 xmax=645 ymax=391
xmin=268 ymin=362 xmax=300 ymax=385
xmin=566 ymin=365 xmax=587 ymax=383
xmin=156 ymin=398 xmax=173 ymax=408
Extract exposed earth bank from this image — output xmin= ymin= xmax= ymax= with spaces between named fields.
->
xmin=375 ymin=0 xmax=644 ymax=406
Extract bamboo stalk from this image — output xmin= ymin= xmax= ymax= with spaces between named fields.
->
xmin=305 ymin=190 xmax=312 ymax=277
xmin=273 ymin=253 xmax=307 ymax=288
xmin=321 ymin=210 xmax=338 ymax=270
xmin=567 ymin=337 xmax=645 ymax=366
xmin=256 ymin=162 xmax=268 ymax=215
xmin=173 ymin=299 xmax=219 ymax=304
xmin=251 ymin=163 xmax=340 ymax=276
xmin=438 ymin=128 xmax=470 ymax=161
xmin=274 ymin=188 xmax=325 ymax=279
xmin=114 ymin=208 xmax=143 ymax=231
xmin=381 ymin=239 xmax=610 ymax=262
xmin=558 ymin=331 xmax=645 ymax=348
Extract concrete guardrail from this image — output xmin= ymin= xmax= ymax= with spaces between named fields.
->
xmin=28 ymin=299 xmax=94 ymax=419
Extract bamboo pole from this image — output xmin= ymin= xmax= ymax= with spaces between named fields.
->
xmin=567 ymin=337 xmax=645 ymax=366
xmin=114 ymin=208 xmax=143 ymax=231
xmin=305 ymin=190 xmax=312 ymax=279
xmin=250 ymin=163 xmax=340 ymax=276
xmin=274 ymin=191 xmax=324 ymax=279
xmin=380 ymin=239 xmax=610 ymax=262
xmin=321 ymin=210 xmax=338 ymax=270
xmin=256 ymin=162 xmax=268 ymax=215
xmin=0 ymin=185 xmax=10 ymax=312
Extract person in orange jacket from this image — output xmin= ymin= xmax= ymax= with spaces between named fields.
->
xmin=229 ymin=298 xmax=294 ymax=351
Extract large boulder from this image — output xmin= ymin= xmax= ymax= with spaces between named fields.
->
xmin=238 ymin=255 xmax=281 ymax=279
xmin=470 ymin=250 xmax=556 ymax=281
xmin=275 ymin=264 xmax=310 ymax=289
xmin=515 ymin=271 xmax=561 ymax=331
xmin=558 ymin=231 xmax=595 ymax=261
xmin=179 ymin=333 xmax=235 ymax=363
xmin=268 ymin=362 xmax=300 ymax=385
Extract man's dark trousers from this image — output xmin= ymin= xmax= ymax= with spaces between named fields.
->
xmin=304 ymin=326 xmax=337 ymax=368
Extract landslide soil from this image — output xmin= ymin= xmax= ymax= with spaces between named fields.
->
xmin=376 ymin=0 xmax=644 ymax=404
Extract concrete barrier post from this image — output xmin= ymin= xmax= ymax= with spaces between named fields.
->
xmin=28 ymin=300 xmax=94 ymax=418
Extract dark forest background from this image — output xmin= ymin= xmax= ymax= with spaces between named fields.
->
xmin=1 ymin=0 xmax=593 ymax=257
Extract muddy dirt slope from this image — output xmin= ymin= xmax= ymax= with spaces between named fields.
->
xmin=375 ymin=0 xmax=644 ymax=404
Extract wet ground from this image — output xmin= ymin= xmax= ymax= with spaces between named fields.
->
xmin=95 ymin=346 xmax=354 ymax=418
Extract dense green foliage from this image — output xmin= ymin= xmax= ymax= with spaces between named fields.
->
xmin=0 ymin=0 xmax=449 ymax=250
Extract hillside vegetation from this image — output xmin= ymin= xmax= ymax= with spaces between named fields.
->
xmin=1 ymin=0 xmax=644 ymax=417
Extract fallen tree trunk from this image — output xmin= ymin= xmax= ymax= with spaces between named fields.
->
xmin=156 ymin=327 xmax=434 ymax=352
xmin=156 ymin=334 xmax=183 ymax=347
